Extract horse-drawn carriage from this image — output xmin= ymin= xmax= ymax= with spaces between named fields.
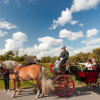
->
xmin=1 ymin=60 xmax=100 ymax=98
xmin=50 ymin=64 xmax=100 ymax=97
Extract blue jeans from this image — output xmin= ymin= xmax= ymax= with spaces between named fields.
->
xmin=3 ymin=75 xmax=9 ymax=89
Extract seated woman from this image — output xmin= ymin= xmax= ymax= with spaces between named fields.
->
xmin=79 ymin=59 xmax=92 ymax=68
xmin=85 ymin=59 xmax=92 ymax=67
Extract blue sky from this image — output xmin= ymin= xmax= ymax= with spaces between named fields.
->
xmin=0 ymin=0 xmax=100 ymax=59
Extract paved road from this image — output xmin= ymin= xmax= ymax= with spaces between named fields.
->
xmin=0 ymin=86 xmax=100 ymax=100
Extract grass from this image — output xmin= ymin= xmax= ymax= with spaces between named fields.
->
xmin=40 ymin=63 xmax=54 ymax=78
xmin=0 ymin=63 xmax=86 ymax=90
xmin=0 ymin=80 xmax=35 ymax=90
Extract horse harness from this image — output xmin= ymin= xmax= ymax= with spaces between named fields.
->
xmin=12 ymin=65 xmax=37 ymax=87
xmin=0 ymin=65 xmax=37 ymax=87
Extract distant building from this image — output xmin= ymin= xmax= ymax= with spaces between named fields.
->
xmin=24 ymin=56 xmax=37 ymax=64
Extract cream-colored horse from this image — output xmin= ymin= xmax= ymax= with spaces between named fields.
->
xmin=0 ymin=62 xmax=54 ymax=98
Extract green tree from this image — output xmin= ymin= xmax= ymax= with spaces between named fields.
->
xmin=0 ymin=55 xmax=5 ymax=61
xmin=92 ymin=47 xmax=100 ymax=62
xmin=4 ymin=51 xmax=14 ymax=60
xmin=41 ymin=57 xmax=46 ymax=63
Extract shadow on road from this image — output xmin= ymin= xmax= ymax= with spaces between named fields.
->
xmin=48 ymin=86 xmax=100 ymax=99
xmin=13 ymin=86 xmax=100 ymax=99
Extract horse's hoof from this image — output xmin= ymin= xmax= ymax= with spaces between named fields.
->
xmin=35 ymin=95 xmax=39 ymax=99
xmin=39 ymin=94 xmax=43 ymax=97
xmin=11 ymin=95 xmax=15 ymax=98
xmin=16 ymin=92 xmax=19 ymax=95
xmin=44 ymin=95 xmax=48 ymax=97
xmin=19 ymin=88 xmax=22 ymax=91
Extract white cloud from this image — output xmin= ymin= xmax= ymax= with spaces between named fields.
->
xmin=70 ymin=0 xmax=100 ymax=12
xmin=49 ymin=8 xmax=72 ymax=30
xmin=79 ymin=23 xmax=84 ymax=26
xmin=33 ymin=36 xmax=63 ymax=51
xmin=69 ymin=20 xmax=78 ymax=25
xmin=86 ymin=38 xmax=100 ymax=45
xmin=12 ymin=31 xmax=27 ymax=42
xmin=59 ymin=29 xmax=84 ymax=41
xmin=0 ymin=30 xmax=8 ymax=37
xmin=1 ymin=45 xmax=100 ymax=59
xmin=3 ymin=31 xmax=27 ymax=51
xmin=18 ymin=36 xmax=63 ymax=59
xmin=0 ymin=31 xmax=100 ymax=59
xmin=75 ymin=45 xmax=100 ymax=54
xmin=0 ymin=35 xmax=63 ymax=59
xmin=81 ymin=40 xmax=87 ymax=43
xmin=86 ymin=28 xmax=99 ymax=38
xmin=5 ymin=39 xmax=23 ymax=51
xmin=0 ymin=19 xmax=18 ymax=30
xmin=4 ymin=0 xmax=9 ymax=4
xmin=18 ymin=46 xmax=76 ymax=59
xmin=1 ymin=31 xmax=27 ymax=52
xmin=19 ymin=45 xmax=100 ymax=59
xmin=0 ymin=33 xmax=100 ymax=59
xmin=49 ymin=0 xmax=100 ymax=29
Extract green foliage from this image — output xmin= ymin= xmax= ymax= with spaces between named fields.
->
xmin=0 ymin=55 xmax=5 ymax=61
xmin=92 ymin=47 xmax=100 ymax=62
xmin=0 ymin=51 xmax=37 ymax=64
xmin=40 ymin=63 xmax=54 ymax=78
xmin=68 ymin=47 xmax=100 ymax=64
xmin=41 ymin=56 xmax=59 ymax=63
xmin=50 ymin=56 xmax=59 ymax=63
xmin=21 ymin=61 xmax=28 ymax=65
xmin=41 ymin=56 xmax=51 ymax=63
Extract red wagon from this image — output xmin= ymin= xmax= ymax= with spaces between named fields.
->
xmin=50 ymin=64 xmax=100 ymax=97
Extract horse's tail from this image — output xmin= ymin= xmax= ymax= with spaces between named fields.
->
xmin=41 ymin=66 xmax=55 ymax=96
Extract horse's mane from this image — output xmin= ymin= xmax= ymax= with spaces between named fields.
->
xmin=2 ymin=60 xmax=19 ymax=69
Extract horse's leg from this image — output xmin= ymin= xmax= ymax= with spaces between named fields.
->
xmin=39 ymin=87 xmax=44 ymax=97
xmin=11 ymin=80 xmax=16 ymax=98
xmin=35 ymin=80 xmax=41 ymax=98
xmin=16 ymin=81 xmax=20 ymax=95
xmin=19 ymin=81 xmax=22 ymax=91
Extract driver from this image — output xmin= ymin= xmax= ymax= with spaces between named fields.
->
xmin=59 ymin=45 xmax=69 ymax=65
xmin=54 ymin=45 xmax=69 ymax=73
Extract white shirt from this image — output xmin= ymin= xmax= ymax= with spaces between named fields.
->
xmin=85 ymin=63 xmax=92 ymax=67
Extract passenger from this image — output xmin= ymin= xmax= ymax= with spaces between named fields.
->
xmin=91 ymin=58 xmax=99 ymax=67
xmin=91 ymin=58 xmax=100 ymax=86
xmin=85 ymin=59 xmax=92 ymax=67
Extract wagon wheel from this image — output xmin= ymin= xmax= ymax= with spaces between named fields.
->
xmin=53 ymin=75 xmax=74 ymax=97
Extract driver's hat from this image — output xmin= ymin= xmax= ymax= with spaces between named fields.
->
xmin=61 ymin=45 xmax=66 ymax=49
